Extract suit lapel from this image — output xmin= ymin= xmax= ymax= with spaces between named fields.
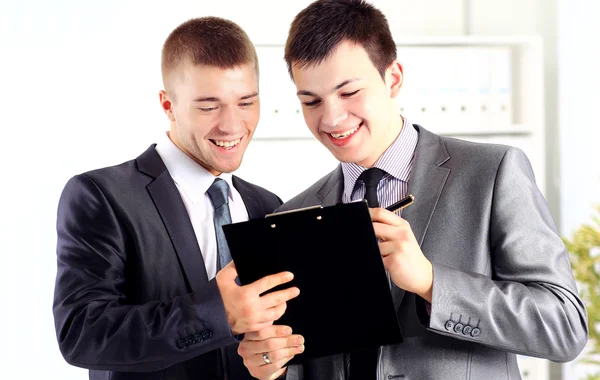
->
xmin=317 ymin=165 xmax=344 ymax=206
xmin=391 ymin=126 xmax=451 ymax=310
xmin=137 ymin=145 xmax=208 ymax=292
xmin=232 ymin=176 xmax=265 ymax=219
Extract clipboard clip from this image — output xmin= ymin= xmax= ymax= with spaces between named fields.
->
xmin=265 ymin=204 xmax=322 ymax=218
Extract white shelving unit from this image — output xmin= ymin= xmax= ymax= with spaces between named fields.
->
xmin=239 ymin=36 xmax=546 ymax=198
xmin=394 ymin=36 xmax=546 ymax=196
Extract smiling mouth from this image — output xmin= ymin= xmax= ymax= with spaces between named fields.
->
xmin=209 ymin=137 xmax=242 ymax=149
xmin=328 ymin=122 xmax=363 ymax=139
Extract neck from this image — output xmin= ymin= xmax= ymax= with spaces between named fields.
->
xmin=166 ymin=131 xmax=222 ymax=176
xmin=358 ymin=114 xmax=404 ymax=168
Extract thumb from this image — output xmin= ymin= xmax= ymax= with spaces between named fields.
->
xmin=218 ymin=260 xmax=238 ymax=281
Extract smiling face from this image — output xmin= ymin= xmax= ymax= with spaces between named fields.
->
xmin=291 ymin=41 xmax=403 ymax=168
xmin=159 ymin=61 xmax=259 ymax=175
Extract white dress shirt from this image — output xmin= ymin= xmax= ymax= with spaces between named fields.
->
xmin=155 ymin=132 xmax=249 ymax=280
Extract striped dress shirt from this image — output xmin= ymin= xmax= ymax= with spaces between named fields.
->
xmin=342 ymin=117 xmax=419 ymax=214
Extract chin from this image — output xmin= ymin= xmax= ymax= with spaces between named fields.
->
xmin=330 ymin=150 xmax=361 ymax=165
xmin=215 ymin=161 xmax=242 ymax=174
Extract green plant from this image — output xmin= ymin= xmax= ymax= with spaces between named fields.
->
xmin=563 ymin=206 xmax=600 ymax=379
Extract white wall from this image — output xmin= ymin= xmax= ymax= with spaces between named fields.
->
xmin=557 ymin=1 xmax=600 ymax=378
xmin=0 ymin=1 xmax=593 ymax=379
xmin=557 ymin=0 xmax=600 ymax=235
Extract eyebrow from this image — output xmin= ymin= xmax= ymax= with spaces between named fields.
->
xmin=240 ymin=92 xmax=259 ymax=100
xmin=296 ymin=78 xmax=360 ymax=97
xmin=193 ymin=92 xmax=258 ymax=102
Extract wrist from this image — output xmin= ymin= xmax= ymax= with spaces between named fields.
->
xmin=417 ymin=260 xmax=433 ymax=303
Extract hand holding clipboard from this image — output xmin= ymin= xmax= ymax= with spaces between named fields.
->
xmin=223 ymin=200 xmax=406 ymax=362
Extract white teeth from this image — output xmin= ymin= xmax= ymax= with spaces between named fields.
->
xmin=214 ymin=138 xmax=241 ymax=148
xmin=330 ymin=126 xmax=359 ymax=139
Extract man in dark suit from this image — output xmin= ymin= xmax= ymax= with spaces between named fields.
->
xmin=238 ymin=1 xmax=588 ymax=379
xmin=53 ymin=17 xmax=301 ymax=380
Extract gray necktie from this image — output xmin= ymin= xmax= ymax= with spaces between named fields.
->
xmin=206 ymin=178 xmax=233 ymax=270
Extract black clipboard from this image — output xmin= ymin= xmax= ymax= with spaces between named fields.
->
xmin=223 ymin=200 xmax=403 ymax=363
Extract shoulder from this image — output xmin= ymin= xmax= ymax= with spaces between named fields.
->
xmin=435 ymin=134 xmax=529 ymax=173
xmin=63 ymin=158 xmax=141 ymax=197
xmin=416 ymin=125 xmax=534 ymax=183
xmin=434 ymin=135 xmax=537 ymax=190
xmin=278 ymin=169 xmax=340 ymax=212
xmin=441 ymin=135 xmax=513 ymax=162
xmin=232 ymin=176 xmax=282 ymax=208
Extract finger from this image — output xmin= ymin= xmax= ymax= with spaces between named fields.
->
xmin=382 ymin=254 xmax=398 ymax=272
xmin=372 ymin=222 xmax=409 ymax=242
xmin=239 ymin=336 xmax=304 ymax=366
xmin=270 ymin=367 xmax=288 ymax=380
xmin=242 ymin=335 xmax=304 ymax=356
xmin=260 ymin=286 xmax=300 ymax=309
xmin=248 ymin=321 xmax=274 ymax=334
xmin=382 ymin=254 xmax=393 ymax=266
xmin=257 ymin=301 xmax=287 ymax=323
xmin=271 ymin=353 xmax=298 ymax=373
xmin=245 ymin=345 xmax=304 ymax=368
xmin=369 ymin=208 xmax=404 ymax=226
xmin=251 ymin=271 xmax=294 ymax=295
xmin=216 ymin=260 xmax=238 ymax=281
xmin=378 ymin=240 xmax=402 ymax=258
xmin=250 ymin=358 xmax=291 ymax=380
xmin=266 ymin=344 xmax=305 ymax=363
xmin=245 ymin=325 xmax=293 ymax=341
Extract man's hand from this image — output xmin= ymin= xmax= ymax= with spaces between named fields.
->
xmin=216 ymin=262 xmax=300 ymax=335
xmin=238 ymin=325 xmax=305 ymax=380
xmin=370 ymin=208 xmax=433 ymax=302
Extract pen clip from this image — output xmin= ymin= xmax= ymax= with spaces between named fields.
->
xmin=387 ymin=194 xmax=414 ymax=213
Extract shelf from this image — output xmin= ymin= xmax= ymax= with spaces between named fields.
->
xmin=393 ymin=35 xmax=542 ymax=47
xmin=249 ymin=37 xmax=545 ymax=195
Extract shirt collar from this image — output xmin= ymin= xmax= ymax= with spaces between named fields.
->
xmin=155 ymin=132 xmax=235 ymax=204
xmin=341 ymin=117 xmax=418 ymax=198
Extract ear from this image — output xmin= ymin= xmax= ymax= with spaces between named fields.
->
xmin=386 ymin=60 xmax=403 ymax=99
xmin=159 ymin=90 xmax=176 ymax=122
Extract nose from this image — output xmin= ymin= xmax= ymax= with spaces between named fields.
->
xmin=219 ymin=105 xmax=243 ymax=134
xmin=321 ymin=99 xmax=348 ymax=129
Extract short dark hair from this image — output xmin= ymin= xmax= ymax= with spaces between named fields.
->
xmin=284 ymin=0 xmax=396 ymax=80
xmin=161 ymin=17 xmax=258 ymax=92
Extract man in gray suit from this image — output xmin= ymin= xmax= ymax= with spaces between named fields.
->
xmin=237 ymin=1 xmax=588 ymax=379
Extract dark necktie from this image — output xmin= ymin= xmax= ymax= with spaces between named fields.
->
xmin=349 ymin=167 xmax=386 ymax=379
xmin=357 ymin=167 xmax=386 ymax=208
xmin=206 ymin=178 xmax=233 ymax=270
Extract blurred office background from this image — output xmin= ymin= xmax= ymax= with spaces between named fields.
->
xmin=0 ymin=0 xmax=598 ymax=379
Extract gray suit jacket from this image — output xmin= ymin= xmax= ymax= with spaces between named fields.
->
xmin=282 ymin=125 xmax=587 ymax=380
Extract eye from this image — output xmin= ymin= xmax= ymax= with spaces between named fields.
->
xmin=303 ymin=99 xmax=322 ymax=108
xmin=341 ymin=89 xmax=360 ymax=98
xmin=239 ymin=101 xmax=255 ymax=107
xmin=199 ymin=107 xmax=218 ymax=112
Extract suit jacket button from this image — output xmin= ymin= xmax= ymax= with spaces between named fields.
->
xmin=462 ymin=325 xmax=473 ymax=335
xmin=453 ymin=323 xmax=464 ymax=333
xmin=445 ymin=321 xmax=455 ymax=331
xmin=471 ymin=328 xmax=481 ymax=337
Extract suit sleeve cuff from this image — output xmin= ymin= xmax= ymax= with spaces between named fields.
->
xmin=187 ymin=278 xmax=236 ymax=346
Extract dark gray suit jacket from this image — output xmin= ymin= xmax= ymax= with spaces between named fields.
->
xmin=283 ymin=125 xmax=587 ymax=380
xmin=53 ymin=145 xmax=282 ymax=380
